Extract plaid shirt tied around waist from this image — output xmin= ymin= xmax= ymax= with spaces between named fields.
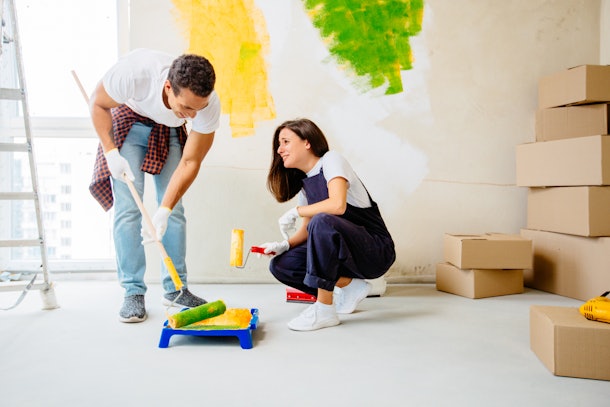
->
xmin=89 ymin=105 xmax=187 ymax=211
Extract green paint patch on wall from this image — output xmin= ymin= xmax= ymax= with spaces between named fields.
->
xmin=303 ymin=0 xmax=424 ymax=95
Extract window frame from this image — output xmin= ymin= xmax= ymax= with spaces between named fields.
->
xmin=3 ymin=0 xmax=130 ymax=274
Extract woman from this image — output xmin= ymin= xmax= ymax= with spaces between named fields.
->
xmin=259 ymin=118 xmax=395 ymax=331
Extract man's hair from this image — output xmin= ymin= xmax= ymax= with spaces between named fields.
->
xmin=167 ymin=54 xmax=215 ymax=97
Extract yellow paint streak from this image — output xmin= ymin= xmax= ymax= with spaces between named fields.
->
xmin=172 ymin=0 xmax=275 ymax=137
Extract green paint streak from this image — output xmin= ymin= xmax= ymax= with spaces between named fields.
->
xmin=303 ymin=0 xmax=423 ymax=95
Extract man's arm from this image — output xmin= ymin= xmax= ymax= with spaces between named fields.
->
xmin=90 ymin=81 xmax=121 ymax=152
xmin=161 ymin=129 xmax=215 ymax=209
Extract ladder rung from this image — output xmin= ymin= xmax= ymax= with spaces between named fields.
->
xmin=0 ymin=88 xmax=25 ymax=100
xmin=0 ymin=239 xmax=42 ymax=248
xmin=0 ymin=192 xmax=36 ymax=200
xmin=0 ymin=142 xmax=29 ymax=152
xmin=0 ymin=281 xmax=48 ymax=293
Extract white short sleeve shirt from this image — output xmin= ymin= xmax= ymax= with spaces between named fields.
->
xmin=102 ymin=48 xmax=220 ymax=134
xmin=297 ymin=151 xmax=371 ymax=208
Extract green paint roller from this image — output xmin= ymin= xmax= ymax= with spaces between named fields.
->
xmin=168 ymin=299 xmax=227 ymax=329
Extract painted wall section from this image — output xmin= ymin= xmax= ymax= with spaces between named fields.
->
xmin=172 ymin=0 xmax=276 ymax=137
xmin=303 ymin=0 xmax=424 ymax=94
xmin=126 ymin=0 xmax=601 ymax=285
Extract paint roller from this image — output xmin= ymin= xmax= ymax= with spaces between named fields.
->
xmin=168 ymin=299 xmax=227 ymax=329
xmin=183 ymin=307 xmax=252 ymax=330
xmin=71 ymin=70 xmax=185 ymax=307
xmin=230 ymin=228 xmax=274 ymax=268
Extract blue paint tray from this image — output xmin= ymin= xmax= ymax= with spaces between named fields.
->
xmin=158 ymin=308 xmax=259 ymax=349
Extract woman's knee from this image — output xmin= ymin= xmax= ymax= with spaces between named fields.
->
xmin=269 ymin=257 xmax=287 ymax=282
xmin=307 ymin=213 xmax=336 ymax=233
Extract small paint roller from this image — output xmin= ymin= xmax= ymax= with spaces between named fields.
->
xmin=167 ymin=299 xmax=227 ymax=329
xmin=230 ymin=229 xmax=274 ymax=268
xmin=230 ymin=229 xmax=244 ymax=267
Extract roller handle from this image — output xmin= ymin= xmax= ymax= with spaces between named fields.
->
xmin=233 ymin=245 xmax=276 ymax=269
xmin=251 ymin=246 xmax=275 ymax=255
xmin=124 ymin=176 xmax=184 ymax=291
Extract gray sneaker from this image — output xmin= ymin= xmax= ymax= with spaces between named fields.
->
xmin=119 ymin=294 xmax=147 ymax=323
xmin=162 ymin=288 xmax=207 ymax=308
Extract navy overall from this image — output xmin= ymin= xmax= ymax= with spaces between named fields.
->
xmin=269 ymin=168 xmax=396 ymax=295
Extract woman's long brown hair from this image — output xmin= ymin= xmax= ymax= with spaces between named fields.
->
xmin=266 ymin=118 xmax=330 ymax=202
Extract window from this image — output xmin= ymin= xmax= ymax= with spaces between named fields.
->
xmin=60 ymin=163 xmax=72 ymax=174
xmin=17 ymin=0 xmax=119 ymax=118
xmin=0 ymin=1 xmax=124 ymax=273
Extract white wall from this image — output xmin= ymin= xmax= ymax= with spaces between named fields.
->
xmin=127 ymin=0 xmax=602 ymax=284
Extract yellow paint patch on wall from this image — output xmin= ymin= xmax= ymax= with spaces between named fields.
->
xmin=172 ymin=0 xmax=275 ymax=137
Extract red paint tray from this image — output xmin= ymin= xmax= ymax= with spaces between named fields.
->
xmin=286 ymin=287 xmax=316 ymax=303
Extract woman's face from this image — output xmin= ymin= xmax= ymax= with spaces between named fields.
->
xmin=277 ymin=127 xmax=311 ymax=170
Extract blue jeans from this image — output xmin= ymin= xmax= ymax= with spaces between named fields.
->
xmin=111 ymin=122 xmax=187 ymax=296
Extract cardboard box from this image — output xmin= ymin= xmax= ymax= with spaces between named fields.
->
xmin=515 ymin=135 xmax=610 ymax=187
xmin=527 ymin=186 xmax=610 ymax=237
xmin=536 ymin=104 xmax=610 ymax=141
xmin=521 ymin=228 xmax=610 ymax=301
xmin=443 ymin=233 xmax=533 ymax=269
xmin=538 ymin=65 xmax=610 ymax=109
xmin=530 ymin=305 xmax=610 ymax=381
xmin=436 ymin=262 xmax=523 ymax=299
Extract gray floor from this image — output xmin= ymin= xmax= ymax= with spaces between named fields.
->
xmin=1 ymin=277 xmax=609 ymax=407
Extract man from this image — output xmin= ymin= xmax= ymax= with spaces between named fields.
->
xmin=89 ymin=48 xmax=221 ymax=323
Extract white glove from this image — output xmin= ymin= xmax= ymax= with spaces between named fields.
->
xmin=278 ymin=207 xmax=299 ymax=240
xmin=260 ymin=240 xmax=289 ymax=257
xmin=141 ymin=206 xmax=171 ymax=243
xmin=104 ymin=148 xmax=135 ymax=182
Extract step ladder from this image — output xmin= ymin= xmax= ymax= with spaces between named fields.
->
xmin=0 ymin=0 xmax=58 ymax=310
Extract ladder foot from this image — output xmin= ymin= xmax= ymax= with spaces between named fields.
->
xmin=40 ymin=282 xmax=59 ymax=310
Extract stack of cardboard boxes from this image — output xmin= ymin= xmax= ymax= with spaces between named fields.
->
xmin=516 ymin=65 xmax=610 ymax=381
xmin=436 ymin=233 xmax=532 ymax=299
xmin=516 ymin=65 xmax=610 ymax=302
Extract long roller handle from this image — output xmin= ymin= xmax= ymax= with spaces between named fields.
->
xmin=71 ymin=70 xmax=89 ymax=106
xmin=124 ymin=176 xmax=184 ymax=291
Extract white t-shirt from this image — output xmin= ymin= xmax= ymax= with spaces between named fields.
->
xmin=297 ymin=150 xmax=371 ymax=208
xmin=102 ymin=48 xmax=221 ymax=134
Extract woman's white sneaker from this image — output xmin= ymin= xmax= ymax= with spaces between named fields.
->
xmin=334 ymin=279 xmax=371 ymax=314
xmin=287 ymin=302 xmax=340 ymax=331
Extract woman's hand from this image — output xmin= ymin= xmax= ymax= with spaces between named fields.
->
xmin=259 ymin=240 xmax=289 ymax=257
xmin=278 ymin=207 xmax=299 ymax=239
